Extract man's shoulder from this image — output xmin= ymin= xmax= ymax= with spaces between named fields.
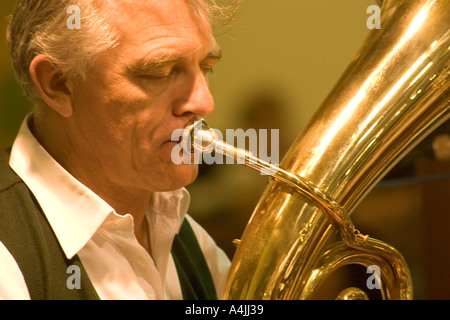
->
xmin=0 ymin=148 xmax=23 ymax=193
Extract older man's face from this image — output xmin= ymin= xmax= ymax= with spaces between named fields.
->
xmin=67 ymin=0 xmax=219 ymax=192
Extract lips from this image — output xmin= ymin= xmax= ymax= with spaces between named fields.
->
xmin=164 ymin=118 xmax=199 ymax=146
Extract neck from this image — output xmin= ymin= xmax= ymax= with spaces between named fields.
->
xmin=31 ymin=111 xmax=152 ymax=251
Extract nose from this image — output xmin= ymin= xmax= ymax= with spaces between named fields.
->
xmin=173 ymin=71 xmax=215 ymax=118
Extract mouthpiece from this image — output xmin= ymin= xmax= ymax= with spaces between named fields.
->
xmin=182 ymin=119 xmax=218 ymax=153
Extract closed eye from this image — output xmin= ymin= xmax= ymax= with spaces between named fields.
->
xmin=201 ymin=64 xmax=215 ymax=76
xmin=135 ymin=65 xmax=181 ymax=86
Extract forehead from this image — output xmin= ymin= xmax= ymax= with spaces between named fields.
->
xmin=100 ymin=0 xmax=214 ymax=48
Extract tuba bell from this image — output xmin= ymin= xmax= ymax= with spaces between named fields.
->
xmin=216 ymin=0 xmax=449 ymax=299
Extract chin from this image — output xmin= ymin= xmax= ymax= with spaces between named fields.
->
xmin=157 ymin=163 xmax=199 ymax=191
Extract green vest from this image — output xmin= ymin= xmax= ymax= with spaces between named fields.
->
xmin=0 ymin=149 xmax=216 ymax=300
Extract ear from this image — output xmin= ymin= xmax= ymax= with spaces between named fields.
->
xmin=29 ymin=55 xmax=73 ymax=117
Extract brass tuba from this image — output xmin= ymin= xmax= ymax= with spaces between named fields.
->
xmin=218 ymin=0 xmax=450 ymax=299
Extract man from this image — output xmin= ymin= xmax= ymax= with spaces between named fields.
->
xmin=0 ymin=0 xmax=237 ymax=299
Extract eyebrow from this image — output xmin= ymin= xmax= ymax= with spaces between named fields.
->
xmin=207 ymin=44 xmax=222 ymax=60
xmin=126 ymin=45 xmax=222 ymax=75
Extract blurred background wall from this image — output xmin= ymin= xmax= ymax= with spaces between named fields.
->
xmin=0 ymin=0 xmax=449 ymax=299
xmin=0 ymin=1 xmax=32 ymax=150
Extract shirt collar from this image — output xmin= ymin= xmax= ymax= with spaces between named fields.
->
xmin=9 ymin=114 xmax=190 ymax=259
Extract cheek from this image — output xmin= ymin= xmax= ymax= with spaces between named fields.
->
xmin=70 ymin=73 xmax=198 ymax=190
xmin=70 ymin=88 xmax=150 ymax=167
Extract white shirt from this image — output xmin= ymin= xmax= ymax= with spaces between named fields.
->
xmin=0 ymin=115 xmax=230 ymax=300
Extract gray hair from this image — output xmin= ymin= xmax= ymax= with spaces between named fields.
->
xmin=7 ymin=0 xmax=239 ymax=106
